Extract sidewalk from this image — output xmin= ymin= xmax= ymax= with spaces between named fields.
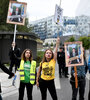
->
xmin=0 ymin=72 xmax=18 ymax=98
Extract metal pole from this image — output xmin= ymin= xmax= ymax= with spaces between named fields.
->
xmin=57 ymin=0 xmax=62 ymax=37
xmin=13 ymin=24 xmax=17 ymax=50
xmin=59 ymin=0 xmax=62 ymax=7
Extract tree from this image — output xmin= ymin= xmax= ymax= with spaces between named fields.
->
xmin=0 ymin=0 xmax=16 ymax=31
xmin=66 ymin=36 xmax=75 ymax=42
xmin=78 ymin=36 xmax=90 ymax=50
xmin=45 ymin=43 xmax=48 ymax=46
xmin=50 ymin=42 xmax=53 ymax=46
xmin=17 ymin=18 xmax=33 ymax=32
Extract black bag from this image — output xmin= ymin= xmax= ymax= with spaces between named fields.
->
xmin=0 ymin=83 xmax=2 ymax=93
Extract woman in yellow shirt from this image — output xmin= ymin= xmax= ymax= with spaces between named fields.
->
xmin=36 ymin=37 xmax=60 ymax=100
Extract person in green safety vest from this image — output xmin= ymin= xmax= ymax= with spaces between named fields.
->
xmin=18 ymin=49 xmax=36 ymax=100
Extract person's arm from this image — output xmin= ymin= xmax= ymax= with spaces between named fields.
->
xmin=14 ymin=48 xmax=21 ymax=60
xmin=36 ymin=64 xmax=42 ymax=87
xmin=54 ymin=37 xmax=60 ymax=61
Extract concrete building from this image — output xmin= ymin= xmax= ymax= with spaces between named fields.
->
xmin=63 ymin=16 xmax=79 ymax=36
xmin=43 ymin=35 xmax=80 ymax=47
xmin=75 ymin=15 xmax=90 ymax=36
xmin=30 ymin=16 xmax=62 ymax=40
xmin=75 ymin=0 xmax=90 ymax=36
xmin=43 ymin=38 xmax=57 ymax=46
xmin=30 ymin=15 xmax=90 ymax=40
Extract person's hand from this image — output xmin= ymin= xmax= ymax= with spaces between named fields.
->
xmin=36 ymin=80 xmax=39 ymax=87
xmin=56 ymin=37 xmax=60 ymax=45
xmin=69 ymin=61 xmax=71 ymax=64
xmin=73 ymin=73 xmax=78 ymax=77
xmin=14 ymin=53 xmax=18 ymax=59
xmin=12 ymin=42 xmax=15 ymax=48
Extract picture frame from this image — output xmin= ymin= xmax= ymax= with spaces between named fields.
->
xmin=7 ymin=1 xmax=27 ymax=25
xmin=64 ymin=41 xmax=84 ymax=67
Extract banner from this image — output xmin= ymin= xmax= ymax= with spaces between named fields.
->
xmin=54 ymin=4 xmax=63 ymax=24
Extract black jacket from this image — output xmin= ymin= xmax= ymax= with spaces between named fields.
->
xmin=9 ymin=46 xmax=21 ymax=66
xmin=57 ymin=51 xmax=65 ymax=65
xmin=69 ymin=51 xmax=79 ymax=64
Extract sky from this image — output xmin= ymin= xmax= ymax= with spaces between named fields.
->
xmin=18 ymin=0 xmax=80 ymax=22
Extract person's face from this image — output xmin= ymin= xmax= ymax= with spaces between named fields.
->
xmin=45 ymin=50 xmax=52 ymax=59
xmin=16 ymin=8 xmax=18 ymax=11
xmin=12 ymin=42 xmax=15 ymax=47
xmin=59 ymin=48 xmax=63 ymax=52
xmin=25 ymin=50 xmax=30 ymax=59
xmin=72 ymin=48 xmax=75 ymax=53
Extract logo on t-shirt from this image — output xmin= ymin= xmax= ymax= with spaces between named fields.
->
xmin=43 ymin=66 xmax=53 ymax=76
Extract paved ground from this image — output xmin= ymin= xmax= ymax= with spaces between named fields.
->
xmin=0 ymin=62 xmax=89 ymax=100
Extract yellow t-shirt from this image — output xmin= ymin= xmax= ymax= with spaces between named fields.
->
xmin=41 ymin=59 xmax=56 ymax=80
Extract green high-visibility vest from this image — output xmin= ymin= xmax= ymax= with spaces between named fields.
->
xmin=19 ymin=60 xmax=36 ymax=84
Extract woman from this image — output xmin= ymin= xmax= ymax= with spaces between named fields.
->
xmin=36 ymin=37 xmax=60 ymax=100
xmin=18 ymin=49 xmax=36 ymax=100
xmin=70 ymin=48 xmax=88 ymax=100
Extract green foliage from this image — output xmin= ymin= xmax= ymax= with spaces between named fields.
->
xmin=66 ymin=36 xmax=75 ymax=42
xmin=36 ymin=51 xmax=44 ymax=67
xmin=65 ymin=36 xmax=90 ymax=50
xmin=78 ymin=36 xmax=90 ymax=49
xmin=50 ymin=42 xmax=53 ymax=46
xmin=45 ymin=43 xmax=48 ymax=46
xmin=17 ymin=18 xmax=33 ymax=32
xmin=0 ymin=0 xmax=15 ymax=31
xmin=0 ymin=0 xmax=9 ymax=25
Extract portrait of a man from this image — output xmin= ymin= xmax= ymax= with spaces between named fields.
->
xmin=7 ymin=1 xmax=27 ymax=25
xmin=64 ymin=42 xmax=84 ymax=67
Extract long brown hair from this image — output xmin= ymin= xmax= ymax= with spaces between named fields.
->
xmin=21 ymin=49 xmax=33 ymax=62
xmin=42 ymin=49 xmax=54 ymax=63
xmin=83 ymin=47 xmax=86 ymax=60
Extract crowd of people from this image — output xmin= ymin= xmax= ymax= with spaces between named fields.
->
xmin=0 ymin=38 xmax=90 ymax=100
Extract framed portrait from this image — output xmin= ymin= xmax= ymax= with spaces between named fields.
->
xmin=64 ymin=41 xmax=84 ymax=67
xmin=7 ymin=1 xmax=27 ymax=25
